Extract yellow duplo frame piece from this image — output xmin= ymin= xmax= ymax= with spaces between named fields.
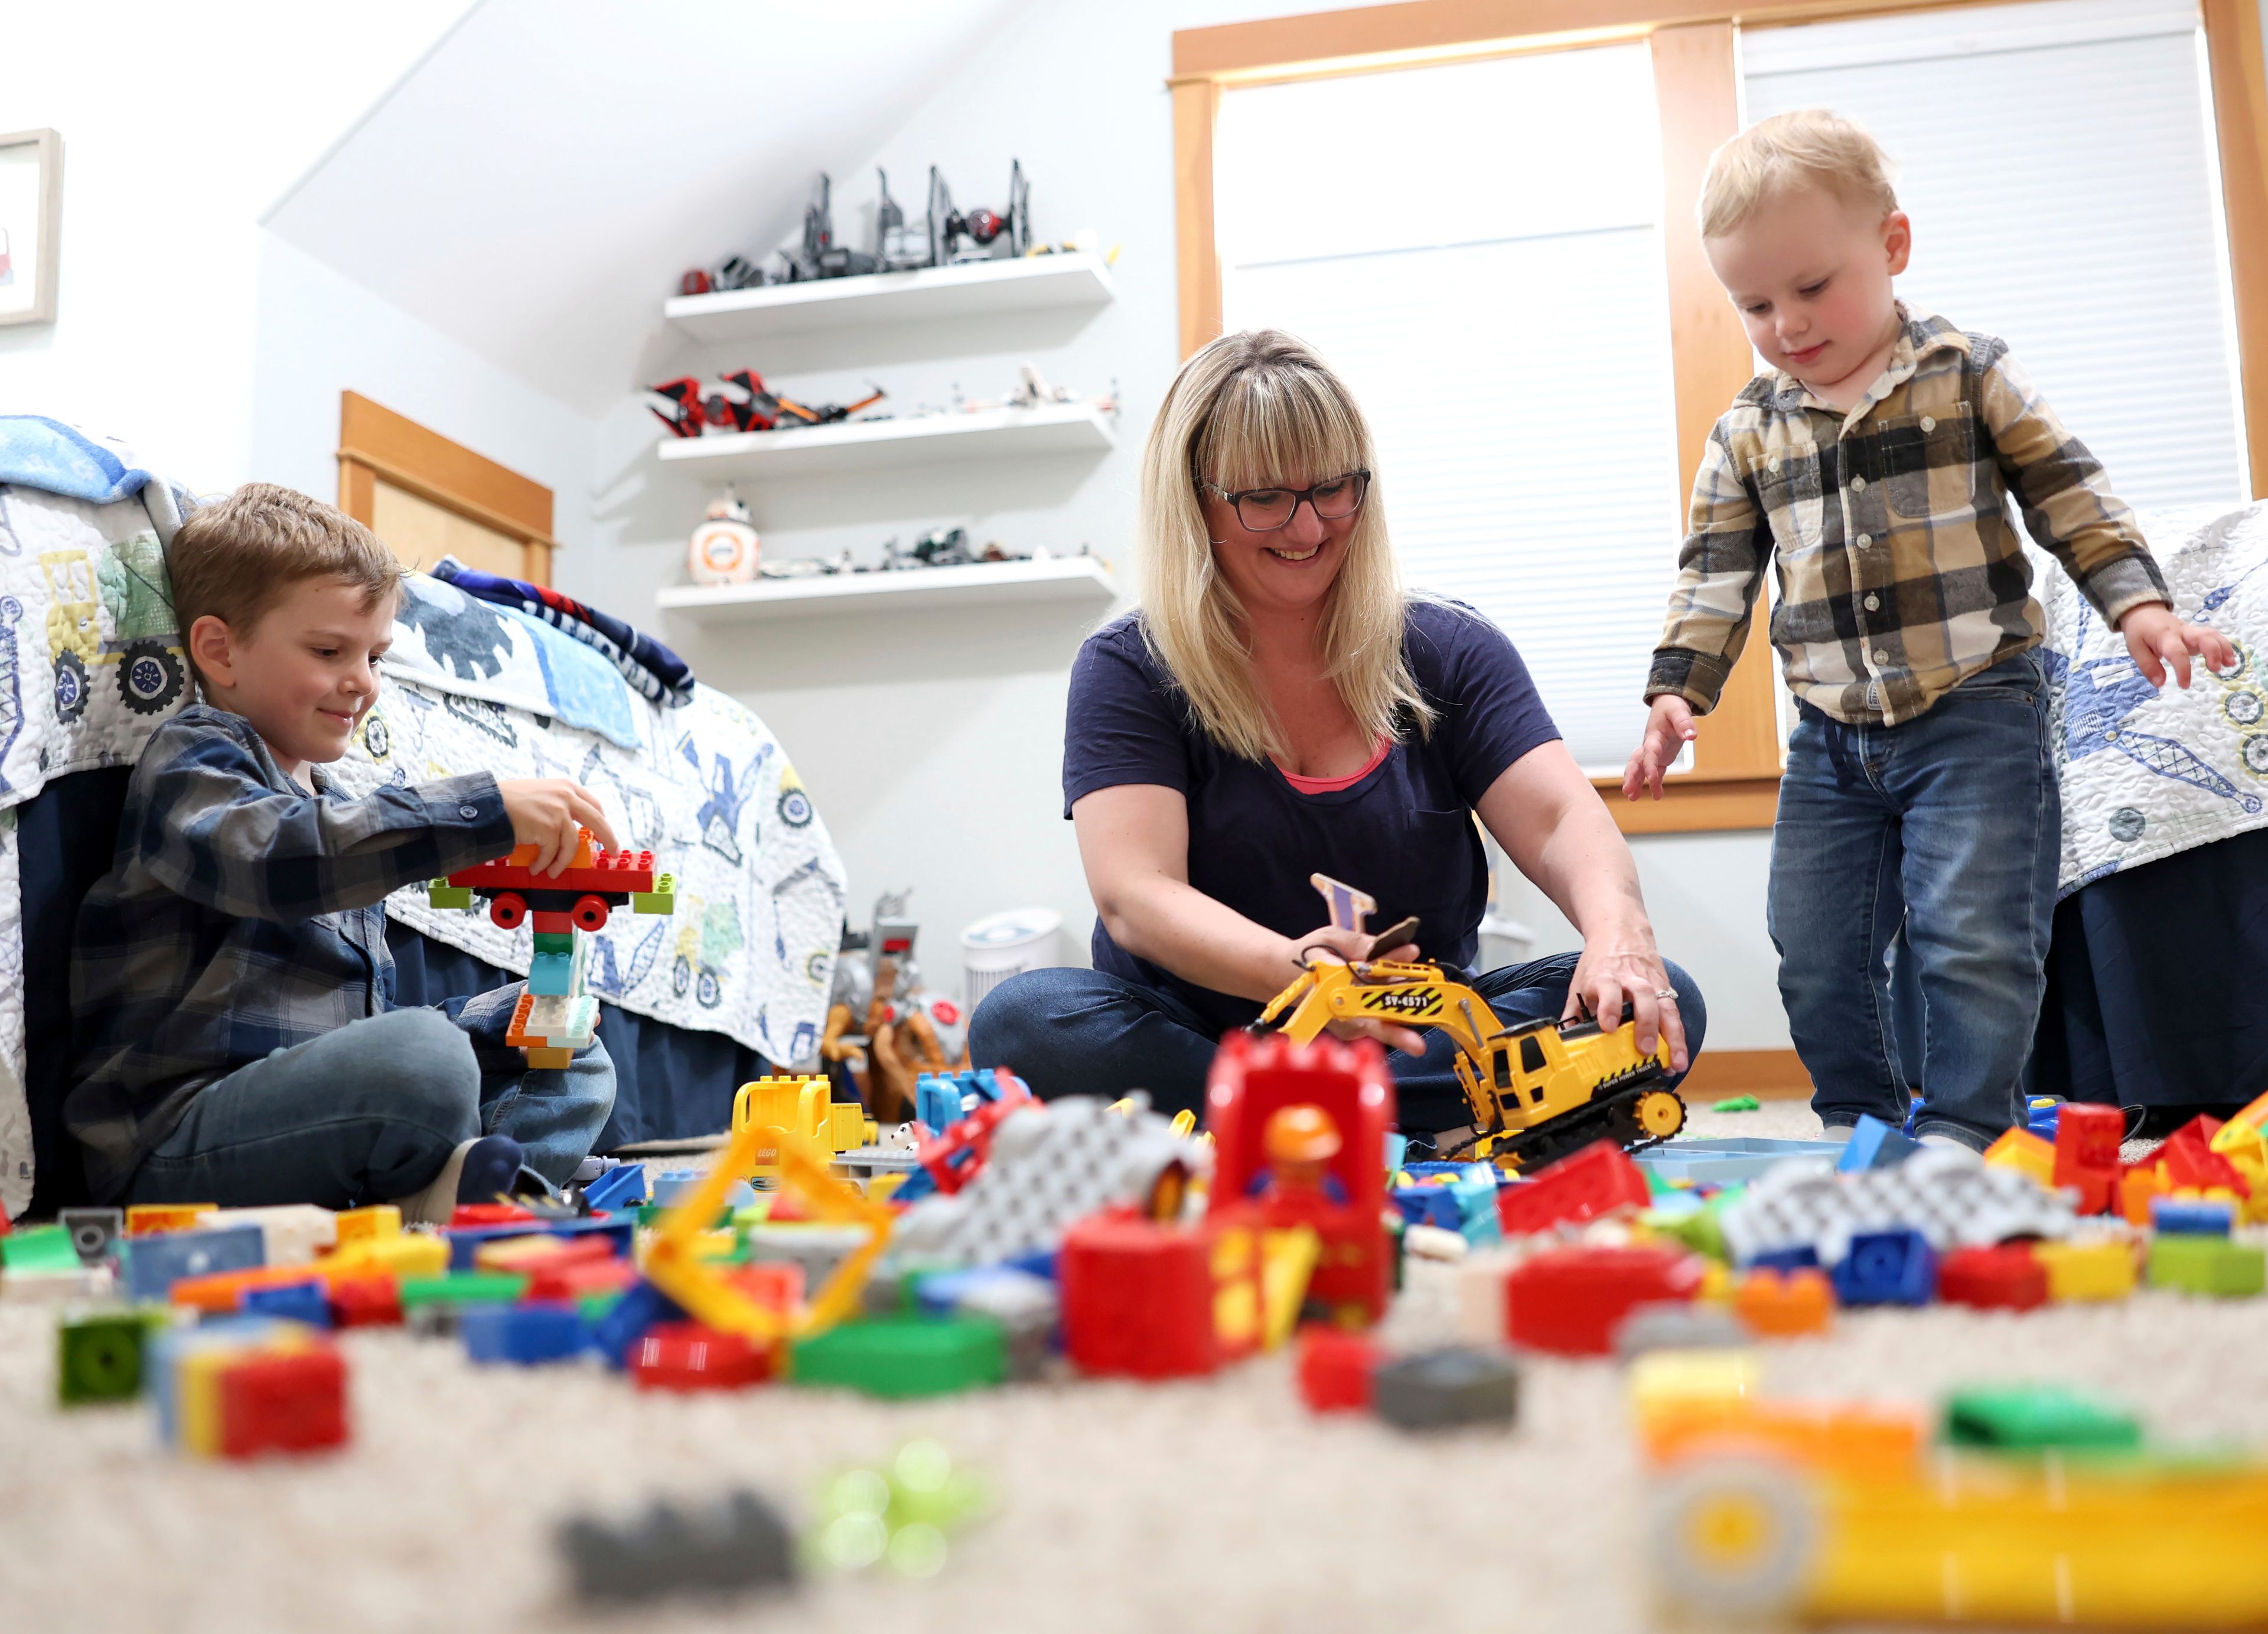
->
xmin=642 ymin=1121 xmax=892 ymax=1345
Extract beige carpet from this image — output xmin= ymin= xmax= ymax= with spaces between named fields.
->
xmin=7 ymin=1101 xmax=2266 ymax=1634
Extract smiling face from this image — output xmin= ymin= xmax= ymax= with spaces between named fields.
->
xmin=1705 ymin=180 xmax=1911 ymax=402
xmin=1198 ymin=472 xmax=1366 ymax=621
xmin=187 ymin=575 xmax=395 ymax=785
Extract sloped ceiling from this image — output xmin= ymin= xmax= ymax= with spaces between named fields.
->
xmin=265 ymin=0 xmax=1040 ymax=414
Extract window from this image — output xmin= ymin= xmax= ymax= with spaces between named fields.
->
xmin=1214 ymin=47 xmax=1687 ymax=774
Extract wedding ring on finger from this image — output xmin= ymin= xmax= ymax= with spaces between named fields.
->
xmin=1653 ymin=989 xmax=1679 ymax=1002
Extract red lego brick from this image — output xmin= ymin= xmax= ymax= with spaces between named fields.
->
xmin=524 ymin=1257 xmax=640 ymax=1304
xmin=725 ymin=1261 xmax=805 ymax=1314
xmin=1295 ymin=1325 xmax=1379 ymax=1413
xmin=1060 ymin=1209 xmax=1220 ymax=1379
xmin=1496 ymin=1140 xmax=1651 ymax=1237
xmin=218 ymin=1348 xmax=348 ymax=1457
xmin=451 ymin=1202 xmax=540 ymax=1228
xmin=1503 ymin=1244 xmax=1706 ymax=1355
xmin=326 ymin=1275 xmax=403 ymax=1329
xmin=1937 ymin=1244 xmax=2048 ymax=1310
xmin=2160 ymin=1117 xmax=2249 ymax=1198
xmin=2052 ymin=1104 xmax=2124 ymax=1215
xmin=530 ymin=911 xmax=573 ymax=937
xmin=630 ymin=1323 xmax=775 ymax=1391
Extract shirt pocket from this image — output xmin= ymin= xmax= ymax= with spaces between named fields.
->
xmin=1879 ymin=407 xmax=1984 ymax=520
xmin=1752 ymin=442 xmax=1824 ymax=553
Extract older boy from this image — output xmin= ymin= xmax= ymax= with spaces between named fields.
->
xmin=1624 ymin=110 xmax=2231 ymax=1149
xmin=69 ymin=483 xmax=620 ymax=1218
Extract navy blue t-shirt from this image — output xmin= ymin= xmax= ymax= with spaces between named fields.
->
xmin=1063 ymin=599 xmax=1562 ymax=1036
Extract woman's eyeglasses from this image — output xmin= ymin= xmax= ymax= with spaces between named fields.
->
xmin=1200 ymin=469 xmax=1371 ymax=533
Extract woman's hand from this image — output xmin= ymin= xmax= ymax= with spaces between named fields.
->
xmin=1563 ymin=940 xmax=1689 ymax=1073
xmin=1291 ymin=923 xmax=1429 ymax=1055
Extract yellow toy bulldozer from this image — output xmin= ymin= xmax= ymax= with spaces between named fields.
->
xmin=1259 ymin=948 xmax=1686 ymax=1172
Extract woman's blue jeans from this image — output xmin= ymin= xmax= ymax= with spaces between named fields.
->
xmin=1768 ymin=651 xmax=2058 ymax=1149
xmin=969 ymin=950 xmax=1706 ymax=1136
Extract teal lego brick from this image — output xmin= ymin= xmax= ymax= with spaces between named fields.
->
xmin=529 ymin=948 xmax=576 ymax=997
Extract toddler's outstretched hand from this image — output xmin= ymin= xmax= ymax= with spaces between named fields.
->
xmin=2119 ymin=602 xmax=2237 ymax=690
xmin=1622 ymin=696 xmax=1698 ymax=801
xmin=499 ymin=779 xmax=620 ymax=876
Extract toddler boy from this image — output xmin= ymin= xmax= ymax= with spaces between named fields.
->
xmin=69 ymin=483 xmax=620 ymax=1218
xmin=1624 ymin=110 xmax=2231 ymax=1149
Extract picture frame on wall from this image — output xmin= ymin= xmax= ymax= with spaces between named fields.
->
xmin=0 ymin=129 xmax=63 ymax=328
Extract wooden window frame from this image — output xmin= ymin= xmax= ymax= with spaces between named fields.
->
xmin=1173 ymin=0 xmax=2268 ymax=834
xmin=335 ymin=391 xmax=559 ymax=586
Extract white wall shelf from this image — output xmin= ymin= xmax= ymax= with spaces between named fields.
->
xmin=656 ymin=556 xmax=1121 ymax=622
xmin=654 ymin=401 xmax=1115 ymax=481
xmin=664 ymin=253 xmax=1117 ymax=344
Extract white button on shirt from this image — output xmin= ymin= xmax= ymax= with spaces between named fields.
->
xmin=1921 ymin=416 xmax=1936 ymax=432
xmin=1856 ymin=534 xmax=1873 ymax=549
xmin=1865 ymin=594 xmax=1880 ymax=610
xmin=1874 ymin=650 xmax=1889 ymax=663
xmin=1852 ymin=475 xmax=1868 ymax=492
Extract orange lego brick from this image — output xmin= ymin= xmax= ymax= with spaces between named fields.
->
xmin=128 ymin=1204 xmax=217 ymax=1237
xmin=505 ymin=991 xmax=537 ymax=1049
xmin=1733 ymin=1266 xmax=1834 ymax=1337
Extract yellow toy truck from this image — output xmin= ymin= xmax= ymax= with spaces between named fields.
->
xmin=1258 ymin=947 xmax=1684 ymax=1172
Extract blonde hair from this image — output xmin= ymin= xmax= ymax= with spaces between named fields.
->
xmin=170 ymin=483 xmax=400 ymax=681
xmin=1699 ymin=109 xmax=1899 ymax=239
xmin=1135 ymin=328 xmax=1433 ymax=764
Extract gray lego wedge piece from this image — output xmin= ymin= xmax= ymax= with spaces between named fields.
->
xmin=559 ymin=1489 xmax=797 ymax=1602
xmin=1612 ymin=1302 xmax=1751 ymax=1359
xmin=1372 ymin=1346 xmax=1521 ymax=1431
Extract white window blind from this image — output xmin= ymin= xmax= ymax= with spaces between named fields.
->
xmin=1742 ymin=0 xmax=2248 ymax=514
xmin=1215 ymin=47 xmax=1686 ymax=773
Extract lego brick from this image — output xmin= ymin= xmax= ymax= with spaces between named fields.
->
xmin=428 ymin=883 xmax=475 ymax=910
xmin=1059 ymin=1212 xmax=1219 ymax=1379
xmin=123 ymin=1224 xmax=266 ymax=1304
xmin=1612 ymin=1300 xmax=1751 ymax=1358
xmin=1371 ymin=1346 xmax=1520 ymax=1431
xmin=2032 ymin=1238 xmax=2137 ymax=1302
xmin=1937 ymin=1244 xmax=2048 ymax=1310
xmin=334 ymin=1205 xmax=402 ymax=1245
xmin=325 ymin=1232 xmax=449 ymax=1279
xmin=462 ymin=1302 xmax=589 ymax=1364
xmin=6 ymin=1222 xmax=98 ymax=1276
xmin=1982 ymin=1127 xmax=2058 ymax=1188
xmin=1836 ymin=1114 xmax=1922 ymax=1173
xmin=474 ymin=1234 xmax=619 ymax=1275
xmin=1943 ymin=1384 xmax=2142 ymax=1452
xmin=1711 ymin=1095 xmax=1761 ymax=1113
xmin=526 ymin=1257 xmax=639 ymax=1304
xmin=2118 ymin=1163 xmax=2172 ymax=1225
xmin=57 ymin=1310 xmax=162 ymax=1404
xmin=532 ymin=929 xmax=575 ymax=955
xmin=1390 ymin=1185 xmax=1464 ymax=1232
xmin=790 ymin=1313 xmax=1007 ymax=1398
xmin=396 ymin=1271 xmax=530 ymax=1309
xmin=826 ymin=1101 xmax=867 ymax=1153
xmin=240 ymin=1282 xmax=334 ymax=1326
xmin=630 ymin=1322 xmax=775 ymax=1390
xmin=59 ymin=1208 xmax=125 ymax=1264
xmin=1746 ymin=1244 xmax=1821 ymax=1272
xmin=558 ymin=1490 xmax=794 ymax=1603
xmin=1733 ymin=1267 xmax=1834 ymax=1337
xmin=590 ymin=1279 xmax=686 ymax=1370
xmin=2052 ymin=1103 xmax=2124 ymax=1212
xmin=529 ymin=946 xmax=578 ymax=997
xmin=1503 ymin=1244 xmax=1706 ymax=1355
xmin=581 ymin=1162 xmax=647 ymax=1214
xmin=217 ymin=1348 xmax=348 ymax=1458
xmin=2148 ymin=1234 xmax=2267 ymax=1297
xmin=943 ymin=1270 xmax=1057 ymax=1381
xmin=1627 ymin=1349 xmax=1762 ymax=1421
xmin=168 ymin=1263 xmax=323 ymax=1316
xmin=210 ymin=1204 xmax=336 ymax=1267
xmin=1830 ymin=1228 xmax=1937 ymax=1307
xmin=2160 ymin=1116 xmax=2250 ymax=1196
xmin=442 ymin=1215 xmax=634 ymax=1272
xmin=126 ymin=1204 xmax=217 ymax=1237
xmin=2152 ymin=1196 xmax=2236 ymax=1235
xmin=1495 ymin=1140 xmax=1648 ymax=1237
xmin=1630 ymin=1137 xmax=1847 ymax=1185
xmin=526 ymin=1046 xmax=576 ymax=1070
xmin=1296 ymin=1325 xmax=1380 ymax=1412
xmin=327 ymin=1275 xmax=404 ymax=1328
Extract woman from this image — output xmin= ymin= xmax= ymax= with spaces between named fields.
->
xmin=971 ymin=330 xmax=1705 ymax=1140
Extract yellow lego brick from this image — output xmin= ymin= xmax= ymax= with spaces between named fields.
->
xmin=128 ymin=1204 xmax=217 ymax=1237
xmin=524 ymin=1046 xmax=575 ymax=1071
xmin=1628 ymin=1349 xmax=1761 ymax=1425
xmin=732 ymin=1075 xmax=830 ymax=1144
xmin=2033 ymin=1238 xmax=2138 ymax=1302
xmin=177 ymin=1347 xmax=233 ymax=1457
xmin=825 ymin=1101 xmax=868 ymax=1154
xmin=1697 ymin=1261 xmax=1736 ymax=1305
xmin=472 ymin=1235 xmax=579 ymax=1273
xmin=334 ymin=1205 xmax=402 ymax=1245
xmin=1983 ymin=1127 xmax=2057 ymax=1188
xmin=2212 ymin=1088 xmax=2268 ymax=1153
xmin=325 ymin=1233 xmax=449 ymax=1278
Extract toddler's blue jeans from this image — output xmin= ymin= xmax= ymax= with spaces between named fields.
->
xmin=122 ymin=983 xmax=615 ymax=1208
xmin=1768 ymin=651 xmax=2057 ymax=1149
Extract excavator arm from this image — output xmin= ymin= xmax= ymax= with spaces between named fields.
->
xmin=1259 ymin=957 xmax=1499 ymax=1064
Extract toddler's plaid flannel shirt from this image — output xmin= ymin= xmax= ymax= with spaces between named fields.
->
xmin=1645 ymin=307 xmax=2171 ymax=727
xmin=67 ymin=705 xmax=516 ymax=1201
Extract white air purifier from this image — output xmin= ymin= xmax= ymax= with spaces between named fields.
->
xmin=960 ymin=907 xmax=1065 ymax=1010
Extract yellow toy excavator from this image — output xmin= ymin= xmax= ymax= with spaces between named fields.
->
xmin=1257 ymin=875 xmax=1686 ymax=1172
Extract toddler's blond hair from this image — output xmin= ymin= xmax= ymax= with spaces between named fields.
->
xmin=1699 ymin=109 xmax=1899 ymax=239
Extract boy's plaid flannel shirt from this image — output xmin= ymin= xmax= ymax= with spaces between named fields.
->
xmin=67 ymin=705 xmax=516 ymax=1201
xmin=1645 ymin=307 xmax=2171 ymax=726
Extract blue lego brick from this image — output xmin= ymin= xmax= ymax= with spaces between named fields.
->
xmin=589 ymin=1279 xmax=684 ymax=1370
xmin=650 ymin=1169 xmax=757 ymax=1209
xmin=151 ymin=1316 xmax=293 ymax=1445
xmin=462 ymin=1302 xmax=589 ymax=1365
xmin=444 ymin=1215 xmax=635 ymax=1273
xmin=1747 ymin=1244 xmax=1821 ymax=1272
xmin=240 ymin=1282 xmax=334 ymax=1327
xmin=2026 ymin=1096 xmax=2065 ymax=1140
xmin=529 ymin=947 xmax=578 ymax=997
xmin=2152 ymin=1196 xmax=2237 ymax=1236
xmin=123 ymin=1224 xmax=266 ymax=1304
xmin=1836 ymin=1114 xmax=1924 ymax=1173
xmin=1632 ymin=1139 xmax=1848 ymax=1185
xmin=913 ymin=1265 xmax=1042 ymax=1316
xmin=1002 ymin=1247 xmax=1058 ymax=1283
xmin=582 ymin=1162 xmax=647 ymax=1214
xmin=1390 ymin=1186 xmax=1465 ymax=1231
xmin=1831 ymin=1228 xmax=1937 ymax=1307
xmin=1383 ymin=1131 xmax=1409 ymax=1176
xmin=1449 ymin=1164 xmax=1503 ymax=1246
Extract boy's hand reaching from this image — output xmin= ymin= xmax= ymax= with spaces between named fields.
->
xmin=1622 ymin=696 xmax=1698 ymax=801
xmin=499 ymin=779 xmax=619 ymax=876
xmin=2118 ymin=603 xmax=2237 ymax=690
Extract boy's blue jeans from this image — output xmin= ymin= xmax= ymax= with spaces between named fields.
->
xmin=122 ymin=983 xmax=615 ymax=1208
xmin=1768 ymin=651 xmax=2057 ymax=1149
xmin=970 ymin=950 xmax=1708 ymax=1136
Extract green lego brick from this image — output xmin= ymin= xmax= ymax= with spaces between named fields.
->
xmin=1648 ymin=1204 xmax=1726 ymax=1263
xmin=1943 ymin=1385 xmax=2143 ymax=1452
xmin=790 ymin=1314 xmax=1006 ymax=1398
xmin=2149 ymin=1234 xmax=2267 ymax=1297
xmin=428 ymin=882 xmax=475 ymax=910
xmin=4 ymin=1225 xmax=84 ymax=1276
xmin=532 ymin=931 xmax=576 ymax=956
xmin=397 ymin=1272 xmax=530 ymax=1309
xmin=58 ymin=1310 xmax=163 ymax=1405
xmin=1711 ymin=1095 xmax=1762 ymax=1113
xmin=630 ymin=890 xmax=676 ymax=915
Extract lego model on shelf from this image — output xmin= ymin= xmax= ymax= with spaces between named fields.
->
xmin=1258 ymin=873 xmax=1686 ymax=1172
xmin=428 ymin=828 xmax=676 ymax=1069
xmin=655 ymin=553 xmax=1121 ymax=622
xmin=654 ymin=398 xmax=1115 ymax=481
